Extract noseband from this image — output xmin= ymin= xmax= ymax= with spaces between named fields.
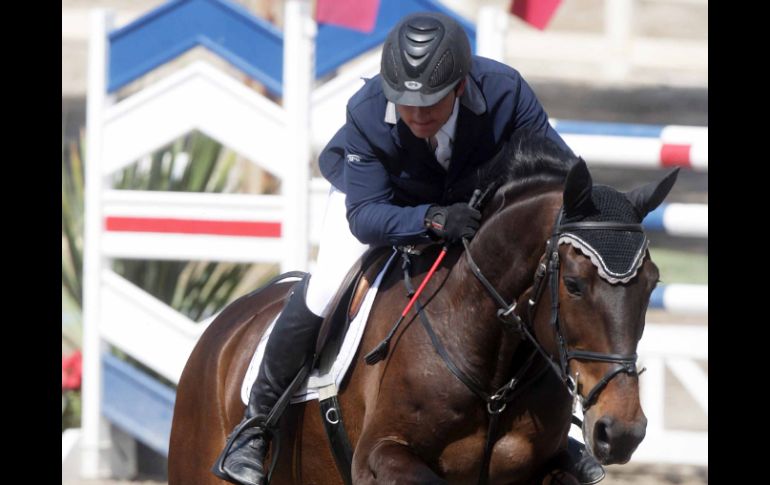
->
xmin=463 ymin=207 xmax=645 ymax=413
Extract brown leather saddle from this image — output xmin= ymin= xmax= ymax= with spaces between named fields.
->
xmin=312 ymin=245 xmax=395 ymax=362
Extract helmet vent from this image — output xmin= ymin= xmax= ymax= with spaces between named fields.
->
xmin=385 ymin=44 xmax=399 ymax=84
xmin=398 ymin=18 xmax=444 ymax=76
xmin=403 ymin=27 xmax=439 ymax=68
xmin=429 ymin=50 xmax=455 ymax=88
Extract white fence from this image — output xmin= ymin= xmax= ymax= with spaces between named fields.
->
xmin=635 ymin=324 xmax=708 ymax=465
xmin=570 ymin=324 xmax=708 ymax=466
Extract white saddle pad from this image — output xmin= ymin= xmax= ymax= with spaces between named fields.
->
xmin=241 ymin=250 xmax=398 ymax=405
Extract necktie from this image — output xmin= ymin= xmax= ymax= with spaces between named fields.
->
xmin=429 ymin=135 xmax=438 ymax=152
xmin=432 ymin=130 xmax=451 ymax=170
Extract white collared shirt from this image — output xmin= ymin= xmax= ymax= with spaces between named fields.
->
xmin=384 ymin=90 xmax=471 ymax=172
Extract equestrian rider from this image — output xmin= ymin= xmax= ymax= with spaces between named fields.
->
xmin=213 ymin=11 xmax=605 ymax=485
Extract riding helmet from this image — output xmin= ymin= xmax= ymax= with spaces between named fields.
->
xmin=380 ymin=12 xmax=472 ymax=107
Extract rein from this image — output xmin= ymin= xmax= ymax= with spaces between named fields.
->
xmin=399 ymin=251 xmax=548 ymax=485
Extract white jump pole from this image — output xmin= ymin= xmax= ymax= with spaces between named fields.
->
xmin=81 ymin=9 xmax=113 ymax=478
xmin=281 ymin=0 xmax=315 ymax=272
xmin=604 ymin=0 xmax=634 ymax=80
xmin=477 ymin=6 xmax=507 ymax=62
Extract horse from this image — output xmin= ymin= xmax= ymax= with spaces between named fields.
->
xmin=169 ymin=134 xmax=678 ymax=484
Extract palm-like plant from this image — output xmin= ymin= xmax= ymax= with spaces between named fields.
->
xmin=61 ymin=130 xmax=279 ymax=325
xmin=62 ymin=130 xmax=85 ymax=310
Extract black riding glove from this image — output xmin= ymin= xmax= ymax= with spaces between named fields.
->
xmin=424 ymin=203 xmax=481 ymax=244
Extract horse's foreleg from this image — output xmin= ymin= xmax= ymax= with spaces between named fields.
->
xmin=352 ymin=436 xmax=446 ymax=485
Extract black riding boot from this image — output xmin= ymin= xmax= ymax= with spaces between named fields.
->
xmin=211 ymin=277 xmax=323 ymax=485
xmin=563 ymin=437 xmax=606 ymax=484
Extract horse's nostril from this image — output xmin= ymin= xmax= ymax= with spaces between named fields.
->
xmin=594 ymin=416 xmax=614 ymax=447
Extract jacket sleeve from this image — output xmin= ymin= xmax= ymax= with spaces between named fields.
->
xmin=342 ymin=110 xmax=433 ymax=246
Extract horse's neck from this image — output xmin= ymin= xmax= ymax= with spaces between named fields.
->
xmin=436 ymin=189 xmax=561 ymax=387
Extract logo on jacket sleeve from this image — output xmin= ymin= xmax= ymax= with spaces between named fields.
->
xmin=347 ymin=154 xmax=361 ymax=163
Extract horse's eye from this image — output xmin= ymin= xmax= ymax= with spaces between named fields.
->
xmin=563 ymin=276 xmax=584 ymax=296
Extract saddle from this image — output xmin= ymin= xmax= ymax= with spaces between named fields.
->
xmin=312 ymin=245 xmax=395 ymax=364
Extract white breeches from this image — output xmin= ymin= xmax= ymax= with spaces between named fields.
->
xmin=305 ymin=188 xmax=370 ymax=317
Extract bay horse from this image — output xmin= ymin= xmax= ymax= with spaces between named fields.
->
xmin=169 ymin=134 xmax=677 ymax=484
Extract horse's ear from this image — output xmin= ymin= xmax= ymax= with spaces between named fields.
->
xmin=625 ymin=168 xmax=680 ymax=219
xmin=563 ymin=158 xmax=594 ymax=216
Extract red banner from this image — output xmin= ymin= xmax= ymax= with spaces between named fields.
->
xmin=315 ymin=0 xmax=381 ymax=33
xmin=510 ymin=0 xmax=563 ymax=30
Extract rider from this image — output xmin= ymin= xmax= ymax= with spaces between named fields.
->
xmin=213 ymin=11 xmax=604 ymax=485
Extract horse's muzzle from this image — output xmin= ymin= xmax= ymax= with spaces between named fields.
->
xmin=589 ymin=414 xmax=647 ymax=465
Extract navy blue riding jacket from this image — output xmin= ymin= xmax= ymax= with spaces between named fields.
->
xmin=318 ymin=56 xmax=571 ymax=247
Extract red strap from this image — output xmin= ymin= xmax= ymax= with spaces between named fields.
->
xmin=401 ymin=247 xmax=447 ymax=318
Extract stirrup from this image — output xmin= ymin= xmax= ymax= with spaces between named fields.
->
xmin=212 ymin=416 xmax=266 ymax=481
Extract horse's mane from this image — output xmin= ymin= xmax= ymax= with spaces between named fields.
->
xmin=477 ymin=130 xmax=579 ymax=205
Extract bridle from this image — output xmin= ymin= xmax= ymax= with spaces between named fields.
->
xmin=463 ymin=206 xmax=646 ymax=413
